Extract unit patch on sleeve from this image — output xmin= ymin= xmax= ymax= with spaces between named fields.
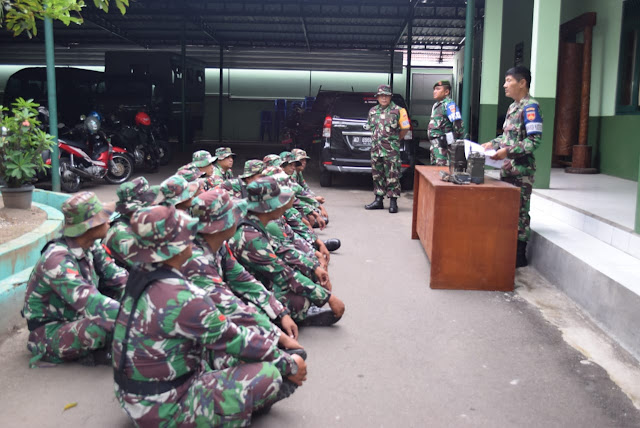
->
xmin=523 ymin=104 xmax=543 ymax=135
xmin=445 ymin=101 xmax=462 ymax=122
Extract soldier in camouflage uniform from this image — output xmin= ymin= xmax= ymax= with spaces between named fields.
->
xmin=228 ymin=177 xmax=345 ymax=325
xmin=23 ymin=192 xmax=128 ymax=367
xmin=365 ymin=84 xmax=411 ymax=213
xmin=263 ymin=154 xmax=282 ymax=168
xmin=113 ymin=205 xmax=307 ymax=426
xmin=482 ymin=66 xmax=542 ymax=268
xmin=221 ymin=159 xmax=264 ymax=199
xmin=428 ymin=80 xmax=465 ymax=166
xmin=183 ymin=189 xmax=303 ymax=359
xmin=191 ymin=150 xmax=217 ymax=191
xmin=160 ymin=174 xmax=201 ymax=211
xmin=211 ymin=147 xmax=236 ymax=186
xmin=103 ymin=177 xmax=163 ymax=270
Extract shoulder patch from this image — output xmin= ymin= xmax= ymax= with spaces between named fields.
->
xmin=398 ymin=108 xmax=411 ymax=129
xmin=523 ymin=103 xmax=543 ymax=135
xmin=445 ymin=101 xmax=462 ymax=122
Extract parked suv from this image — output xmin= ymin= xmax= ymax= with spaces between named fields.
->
xmin=319 ymin=91 xmax=417 ymax=189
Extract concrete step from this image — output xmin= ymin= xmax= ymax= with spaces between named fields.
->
xmin=529 ymin=206 xmax=640 ymax=361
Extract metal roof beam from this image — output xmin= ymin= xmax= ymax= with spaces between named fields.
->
xmin=301 ymin=18 xmax=310 ymax=51
xmin=83 ymin=13 xmax=149 ymax=48
xmin=393 ymin=0 xmax=420 ymax=48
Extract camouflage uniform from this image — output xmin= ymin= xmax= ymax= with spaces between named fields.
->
xmin=490 ymin=94 xmax=543 ymax=242
xmin=284 ymin=207 xmax=317 ymax=245
xmin=23 ymin=192 xmax=127 ymax=366
xmin=160 ymin=175 xmax=200 ymax=208
xmin=211 ymin=147 xmax=235 ymax=187
xmin=228 ymin=178 xmax=330 ymax=321
xmin=428 ymin=90 xmax=465 ymax=166
xmin=367 ymin=85 xmax=411 ymax=198
xmin=291 ymin=149 xmax=311 ymax=192
xmin=263 ymin=154 xmax=282 ymax=168
xmin=113 ymin=205 xmax=296 ymax=427
xmin=220 ymin=160 xmax=264 ymax=199
xmin=191 ymin=150 xmax=217 ymax=191
xmin=104 ymin=177 xmax=162 ymax=270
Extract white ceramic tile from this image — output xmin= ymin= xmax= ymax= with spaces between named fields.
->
xmin=611 ymin=228 xmax=631 ymax=253
xmin=583 ymin=216 xmax=601 ymax=239
xmin=594 ymin=221 xmax=614 ymax=245
xmin=551 ymin=203 xmax=574 ymax=224
xmin=568 ymin=210 xmax=586 ymax=231
xmin=628 ymin=234 xmax=640 ymax=259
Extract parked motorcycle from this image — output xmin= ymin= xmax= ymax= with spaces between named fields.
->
xmin=44 ymin=113 xmax=133 ymax=193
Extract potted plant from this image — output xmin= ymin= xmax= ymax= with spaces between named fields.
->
xmin=0 ymin=98 xmax=55 ymax=209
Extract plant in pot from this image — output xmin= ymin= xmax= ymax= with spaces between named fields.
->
xmin=0 ymin=98 xmax=55 ymax=209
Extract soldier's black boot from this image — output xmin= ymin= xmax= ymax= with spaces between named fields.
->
xmin=516 ymin=241 xmax=528 ymax=268
xmin=365 ymin=195 xmax=384 ymax=210
xmin=389 ymin=197 xmax=398 ymax=213
xmin=323 ymin=239 xmax=341 ymax=252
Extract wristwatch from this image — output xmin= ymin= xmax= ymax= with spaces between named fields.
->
xmin=289 ymin=357 xmax=299 ymax=375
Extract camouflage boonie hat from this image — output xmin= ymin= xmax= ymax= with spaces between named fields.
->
xmin=190 ymin=189 xmax=248 ymax=234
xmin=215 ymin=147 xmax=235 ymax=160
xmin=176 ymin=165 xmax=205 ymax=182
xmin=115 ymin=177 xmax=162 ymax=216
xmin=240 ymin=159 xmax=264 ymax=179
xmin=279 ymin=151 xmax=296 ymax=165
xmin=292 ymin=148 xmax=310 ymax=161
xmin=192 ymin=150 xmax=215 ymax=168
xmin=246 ymin=176 xmax=294 ymax=214
xmin=261 ymin=165 xmax=287 ymax=179
xmin=160 ymin=175 xmax=199 ymax=206
xmin=128 ymin=205 xmax=198 ymax=263
xmin=375 ymin=84 xmax=392 ymax=97
xmin=62 ymin=191 xmax=115 ymax=237
xmin=263 ymin=154 xmax=282 ymax=168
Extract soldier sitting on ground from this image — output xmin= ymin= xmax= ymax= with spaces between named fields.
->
xmin=23 ymin=192 xmax=128 ymax=367
xmin=228 ymin=176 xmax=345 ymax=326
xmin=160 ymin=174 xmax=201 ymax=211
xmin=103 ymin=177 xmax=163 ymax=270
xmin=280 ymin=151 xmax=329 ymax=226
xmin=291 ymin=148 xmax=330 ymax=218
xmin=112 ymin=205 xmax=306 ymax=426
xmin=211 ymin=147 xmax=236 ymax=186
xmin=220 ymin=159 xmax=265 ymax=198
xmin=183 ymin=189 xmax=304 ymax=370
xmin=190 ymin=150 xmax=217 ymax=191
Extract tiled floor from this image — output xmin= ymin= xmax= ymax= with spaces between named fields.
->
xmin=535 ymin=169 xmax=637 ymax=230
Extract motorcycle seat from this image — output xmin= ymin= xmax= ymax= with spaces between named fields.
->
xmin=59 ymin=138 xmax=89 ymax=151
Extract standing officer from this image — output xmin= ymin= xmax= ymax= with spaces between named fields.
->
xmin=428 ymin=80 xmax=465 ymax=166
xmin=482 ymin=66 xmax=542 ymax=268
xmin=365 ymin=84 xmax=411 ymax=214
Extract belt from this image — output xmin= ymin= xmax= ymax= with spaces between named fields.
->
xmin=114 ymin=370 xmax=192 ymax=396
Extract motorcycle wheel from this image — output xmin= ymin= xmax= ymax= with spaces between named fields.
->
xmin=105 ymin=154 xmax=133 ymax=184
xmin=157 ymin=140 xmax=171 ymax=166
xmin=60 ymin=158 xmax=82 ymax=193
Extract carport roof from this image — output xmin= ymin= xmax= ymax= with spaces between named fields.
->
xmin=0 ymin=0 xmax=484 ymax=53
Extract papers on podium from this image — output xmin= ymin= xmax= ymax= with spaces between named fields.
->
xmin=464 ymin=140 xmax=505 ymax=169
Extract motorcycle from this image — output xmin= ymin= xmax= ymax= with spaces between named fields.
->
xmin=44 ymin=113 xmax=133 ymax=193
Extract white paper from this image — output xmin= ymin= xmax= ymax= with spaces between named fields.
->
xmin=464 ymin=140 xmax=505 ymax=169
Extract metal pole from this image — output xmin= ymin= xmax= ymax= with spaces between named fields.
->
xmin=389 ymin=49 xmax=394 ymax=91
xmin=462 ymin=0 xmax=475 ymax=127
xmin=405 ymin=18 xmax=412 ymax=109
xmin=44 ymin=17 xmax=60 ymax=192
xmin=181 ymin=16 xmax=187 ymax=152
xmin=218 ymin=44 xmax=224 ymax=143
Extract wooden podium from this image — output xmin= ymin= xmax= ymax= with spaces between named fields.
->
xmin=411 ymin=166 xmax=520 ymax=291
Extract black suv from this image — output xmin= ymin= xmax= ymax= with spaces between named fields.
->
xmin=318 ymin=91 xmax=417 ymax=189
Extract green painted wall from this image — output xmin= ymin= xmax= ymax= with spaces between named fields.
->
xmin=534 ymin=97 xmax=557 ymax=189
xmin=588 ymin=115 xmax=640 ymax=180
xmin=478 ymin=104 xmax=499 ymax=144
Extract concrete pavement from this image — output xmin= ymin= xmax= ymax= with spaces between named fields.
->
xmin=2 ymin=158 xmax=639 ymax=427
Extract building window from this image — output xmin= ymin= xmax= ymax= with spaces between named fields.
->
xmin=617 ymin=0 xmax=640 ymax=113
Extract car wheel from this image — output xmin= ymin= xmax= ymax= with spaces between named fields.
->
xmin=400 ymin=168 xmax=414 ymax=190
xmin=320 ymin=169 xmax=333 ymax=187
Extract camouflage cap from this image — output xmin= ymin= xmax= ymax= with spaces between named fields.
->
xmin=115 ymin=177 xmax=162 ymax=217
xmin=263 ymin=154 xmax=282 ymax=168
xmin=279 ymin=151 xmax=296 ymax=165
xmin=239 ymin=159 xmax=264 ymax=179
xmin=246 ymin=176 xmax=294 ymax=214
xmin=62 ymin=191 xmax=115 ymax=237
xmin=192 ymin=150 xmax=215 ymax=168
xmin=214 ymin=147 xmax=235 ymax=160
xmin=128 ymin=205 xmax=198 ymax=263
xmin=261 ymin=165 xmax=286 ymax=179
xmin=434 ymin=80 xmax=451 ymax=89
xmin=160 ymin=175 xmax=199 ymax=206
xmin=292 ymin=148 xmax=311 ymax=161
xmin=190 ymin=188 xmax=248 ymax=234
xmin=176 ymin=165 xmax=205 ymax=182
xmin=375 ymin=84 xmax=392 ymax=97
